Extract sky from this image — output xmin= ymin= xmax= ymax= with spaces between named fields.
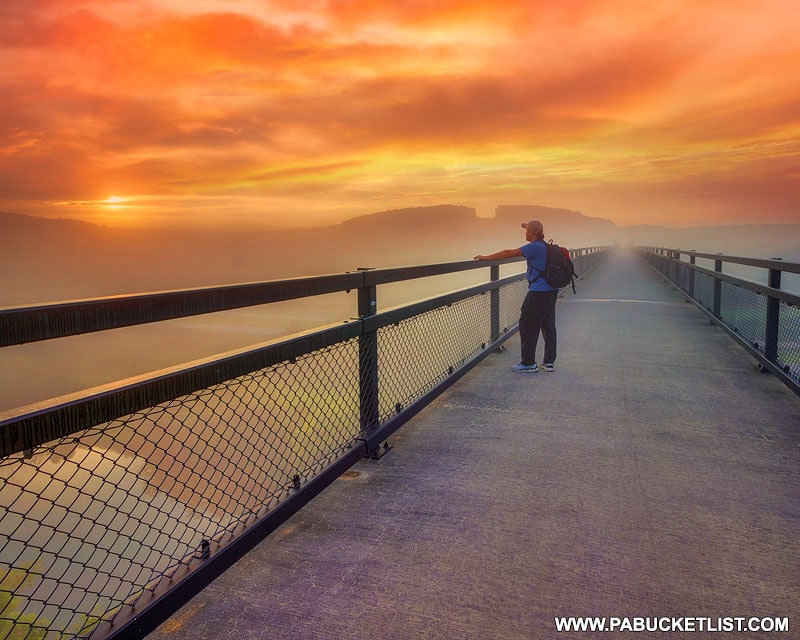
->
xmin=1 ymin=0 xmax=799 ymax=230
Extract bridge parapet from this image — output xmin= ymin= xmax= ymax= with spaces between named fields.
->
xmin=0 ymin=247 xmax=609 ymax=639
xmin=638 ymin=247 xmax=800 ymax=395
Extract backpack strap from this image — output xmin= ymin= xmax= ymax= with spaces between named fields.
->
xmin=528 ymin=239 xmax=549 ymax=282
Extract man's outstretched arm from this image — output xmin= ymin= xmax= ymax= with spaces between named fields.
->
xmin=474 ymin=248 xmax=523 ymax=260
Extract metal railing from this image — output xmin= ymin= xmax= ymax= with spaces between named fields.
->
xmin=638 ymin=247 xmax=800 ymax=395
xmin=0 ymin=247 xmax=609 ymax=640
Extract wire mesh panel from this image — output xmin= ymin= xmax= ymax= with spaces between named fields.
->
xmin=692 ymin=271 xmax=715 ymax=313
xmin=777 ymin=299 xmax=800 ymax=384
xmin=720 ymin=282 xmax=767 ymax=354
xmin=674 ymin=261 xmax=690 ymax=292
xmin=377 ymin=293 xmax=492 ymax=422
xmin=573 ymin=250 xmax=606 ymax=277
xmin=639 ymin=252 xmax=666 ymax=282
xmin=1 ymin=339 xmax=361 ymax=639
xmin=667 ymin=257 xmax=679 ymax=286
xmin=499 ymin=279 xmax=529 ymax=336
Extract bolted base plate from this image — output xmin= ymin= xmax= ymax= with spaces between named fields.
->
xmin=367 ymin=441 xmax=393 ymax=460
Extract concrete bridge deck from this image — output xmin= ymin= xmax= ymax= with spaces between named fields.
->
xmin=147 ymin=248 xmax=799 ymax=640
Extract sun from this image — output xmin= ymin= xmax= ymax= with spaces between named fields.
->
xmin=100 ymin=195 xmax=129 ymax=211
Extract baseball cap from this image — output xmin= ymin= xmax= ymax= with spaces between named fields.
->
xmin=521 ymin=220 xmax=544 ymax=234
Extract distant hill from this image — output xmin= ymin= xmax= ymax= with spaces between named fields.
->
xmin=0 ymin=211 xmax=315 ymax=304
xmin=2 ymin=208 xmax=799 ymax=305
xmin=330 ymin=204 xmax=628 ymax=270
xmin=333 ymin=203 xmax=622 ymax=248
xmin=336 ymin=204 xmax=476 ymax=232
xmin=491 ymin=204 xmax=619 ymax=248
xmin=494 ymin=204 xmax=617 ymax=229
xmin=337 ymin=203 xmax=618 ymax=237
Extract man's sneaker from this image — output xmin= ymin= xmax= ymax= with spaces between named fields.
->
xmin=544 ymin=363 xmax=555 ymax=373
xmin=512 ymin=363 xmax=539 ymax=373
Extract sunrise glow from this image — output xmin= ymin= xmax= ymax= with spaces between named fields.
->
xmin=1 ymin=0 xmax=799 ymax=229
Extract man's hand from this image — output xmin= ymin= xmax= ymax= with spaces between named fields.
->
xmin=474 ymin=248 xmax=523 ymax=261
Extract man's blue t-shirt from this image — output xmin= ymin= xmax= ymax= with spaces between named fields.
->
xmin=520 ymin=240 xmax=557 ymax=292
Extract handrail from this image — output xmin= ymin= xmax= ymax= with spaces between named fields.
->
xmin=0 ymin=263 xmax=521 ymax=347
xmin=686 ymin=264 xmax=800 ymax=306
xmin=0 ymin=272 xmax=363 ymax=347
xmin=638 ymin=247 xmax=800 ymax=274
xmin=0 ymin=247 xmax=609 ymax=347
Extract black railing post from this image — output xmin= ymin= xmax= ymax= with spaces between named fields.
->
xmin=357 ymin=269 xmax=379 ymax=434
xmin=490 ymin=264 xmax=500 ymax=342
xmin=765 ymin=260 xmax=782 ymax=363
xmin=713 ymin=257 xmax=723 ymax=320
xmin=672 ymin=251 xmax=681 ymax=284
xmin=689 ymin=253 xmax=696 ymax=299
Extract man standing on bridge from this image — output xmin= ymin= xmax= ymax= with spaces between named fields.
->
xmin=474 ymin=220 xmax=558 ymax=373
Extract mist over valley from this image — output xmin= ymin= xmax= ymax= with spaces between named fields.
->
xmin=2 ymin=205 xmax=798 ymax=412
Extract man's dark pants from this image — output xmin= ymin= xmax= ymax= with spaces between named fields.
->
xmin=519 ymin=290 xmax=558 ymax=366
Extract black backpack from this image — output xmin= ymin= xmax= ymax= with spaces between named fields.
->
xmin=534 ymin=240 xmax=577 ymax=293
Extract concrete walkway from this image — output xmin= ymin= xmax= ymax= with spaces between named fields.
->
xmin=147 ymin=247 xmax=799 ymax=640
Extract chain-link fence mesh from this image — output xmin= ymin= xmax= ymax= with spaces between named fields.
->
xmin=777 ymin=299 xmax=800 ymax=384
xmin=377 ymin=294 xmax=492 ymax=422
xmin=571 ymin=249 xmax=607 ymax=282
xmin=2 ymin=338 xmax=362 ymax=639
xmin=675 ymin=261 xmax=691 ymax=292
xmin=693 ymin=271 xmax=715 ymax=314
xmin=720 ymin=281 xmax=767 ymax=353
xmin=1 ymin=258 xmax=577 ymax=639
xmin=499 ymin=279 xmax=529 ymax=336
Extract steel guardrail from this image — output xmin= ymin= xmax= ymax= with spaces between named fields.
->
xmin=0 ymin=249 xmax=608 ymax=348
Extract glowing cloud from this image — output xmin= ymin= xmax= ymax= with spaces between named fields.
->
xmin=1 ymin=0 xmax=799 ymax=228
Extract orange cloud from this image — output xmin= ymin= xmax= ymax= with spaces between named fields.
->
xmin=1 ymin=0 xmax=799 ymax=228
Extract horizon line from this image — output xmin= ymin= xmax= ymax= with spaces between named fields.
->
xmin=2 ymin=207 xmax=799 ymax=235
